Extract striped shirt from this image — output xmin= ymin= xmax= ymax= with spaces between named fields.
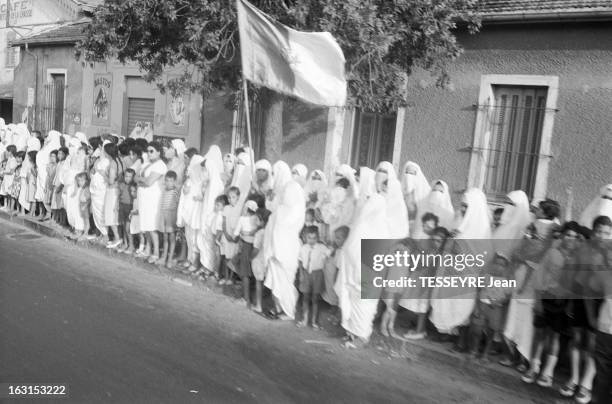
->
xmin=160 ymin=188 xmax=180 ymax=211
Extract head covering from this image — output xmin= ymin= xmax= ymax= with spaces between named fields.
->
xmin=204 ymin=145 xmax=223 ymax=176
xmin=579 ymin=184 xmax=612 ymax=229
xmin=74 ymin=132 xmax=89 ymax=146
xmin=303 ymin=169 xmax=328 ymax=206
xmin=245 ymin=200 xmax=258 ymax=212
xmin=272 ymin=161 xmax=293 ymax=194
xmin=252 ymin=159 xmax=273 ymax=194
xmin=291 ymin=163 xmax=308 ymax=187
xmin=376 ymin=161 xmax=409 ymax=238
xmin=357 ymin=167 xmax=376 ymax=205
xmin=13 ymin=123 xmax=29 ymax=151
xmin=401 ymin=161 xmax=431 ymax=204
xmin=493 ymin=190 xmax=531 ymax=256
xmin=457 ymin=188 xmax=492 ymax=240
xmin=186 ymin=155 xmax=206 ymax=230
xmin=201 ymin=158 xmax=225 ymax=224
xmin=170 ymin=139 xmax=186 ymax=157
xmin=412 ymin=180 xmax=455 ymax=238
xmin=26 ymin=132 xmax=41 ymax=152
xmin=231 ymin=151 xmax=253 ymax=209
xmin=335 ymin=163 xmax=358 ymax=199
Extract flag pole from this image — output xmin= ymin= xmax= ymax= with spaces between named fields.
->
xmin=242 ymin=77 xmax=255 ymax=174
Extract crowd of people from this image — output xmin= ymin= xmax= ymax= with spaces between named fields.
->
xmin=0 ymin=121 xmax=610 ymax=403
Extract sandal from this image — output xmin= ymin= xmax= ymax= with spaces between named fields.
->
xmin=559 ymin=381 xmax=578 ymax=397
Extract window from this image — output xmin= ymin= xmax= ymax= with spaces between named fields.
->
xmin=468 ymin=75 xmax=558 ymax=201
xmin=5 ymin=30 xmax=19 ymax=67
xmin=350 ymin=109 xmax=396 ymax=168
xmin=483 ymin=86 xmax=547 ymax=199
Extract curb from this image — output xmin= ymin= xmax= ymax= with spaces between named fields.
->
xmin=0 ymin=211 xmax=557 ymax=402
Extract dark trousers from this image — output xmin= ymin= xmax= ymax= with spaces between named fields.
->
xmin=594 ymin=330 xmax=612 ymax=404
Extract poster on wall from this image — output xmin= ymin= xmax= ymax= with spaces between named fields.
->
xmin=92 ymin=73 xmax=112 ymax=126
xmin=165 ymin=81 xmax=189 ymax=136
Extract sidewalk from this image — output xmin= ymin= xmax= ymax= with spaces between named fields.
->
xmin=0 ymin=210 xmax=560 ymax=403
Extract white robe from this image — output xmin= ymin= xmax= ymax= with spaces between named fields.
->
xmin=430 ymin=188 xmax=492 ymax=333
xmin=264 ymin=161 xmax=306 ymax=319
xmin=335 ymin=167 xmax=389 ymax=341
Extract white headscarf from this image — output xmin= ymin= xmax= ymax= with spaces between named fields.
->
xmin=230 ymin=151 xmax=253 ymax=210
xmin=456 ymin=188 xmax=492 ymax=240
xmin=200 ymin=157 xmax=225 ymax=228
xmin=177 ymin=155 xmax=204 ymax=228
xmin=413 ymin=179 xmax=455 ymax=238
xmin=272 ymin=160 xmax=293 ymax=195
xmin=334 ymin=163 xmax=358 ymax=199
xmin=493 ymin=190 xmax=531 ymax=257
xmin=303 ymin=169 xmax=327 ymax=206
xmin=291 ymin=163 xmax=308 ymax=187
xmin=13 ymin=123 xmax=29 ymax=151
xmin=204 ymin=145 xmax=223 ymax=177
xmin=74 ymin=132 xmax=89 ymax=146
xmin=187 ymin=155 xmax=206 ymax=230
xmin=252 ymin=159 xmax=273 ymax=194
xmin=357 ymin=167 xmax=376 ymax=205
xmin=171 ymin=139 xmax=186 ymax=157
xmin=26 ymin=133 xmax=41 ymax=152
xmin=401 ymin=161 xmax=431 ymax=204
xmin=376 ymin=161 xmax=409 ymax=238
xmin=579 ymin=184 xmax=612 ymax=228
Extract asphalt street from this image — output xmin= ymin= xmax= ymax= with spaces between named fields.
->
xmin=1 ymin=219 xmax=546 ymax=403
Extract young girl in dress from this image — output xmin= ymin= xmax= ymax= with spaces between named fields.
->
xmin=74 ymin=172 xmax=91 ymax=239
xmin=43 ymin=150 xmax=58 ymax=222
xmin=0 ymin=145 xmax=17 ymax=210
xmin=26 ymin=151 xmax=38 ymax=217
xmin=17 ymin=151 xmax=36 ymax=215
xmin=251 ymin=208 xmax=271 ymax=313
xmin=9 ymin=151 xmax=25 ymax=214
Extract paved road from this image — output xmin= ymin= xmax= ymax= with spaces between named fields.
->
xmin=1 ymin=219 xmax=542 ymax=403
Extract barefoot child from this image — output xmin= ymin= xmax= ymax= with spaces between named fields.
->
xmin=9 ymin=151 xmax=25 ymax=214
xmin=321 ymin=225 xmax=350 ymax=323
xmin=251 ymin=208 xmax=271 ymax=313
xmin=42 ymin=150 xmax=58 ymax=221
xmin=231 ymin=199 xmax=259 ymax=307
xmin=297 ymin=226 xmax=330 ymax=329
xmin=74 ymin=172 xmax=91 ymax=238
xmin=128 ymin=184 xmax=143 ymax=255
xmin=220 ymin=186 xmax=241 ymax=285
xmin=117 ymin=168 xmax=135 ymax=252
xmin=469 ymin=253 xmax=512 ymax=361
xmin=211 ymin=194 xmax=229 ymax=278
xmin=159 ymin=170 xmax=180 ymax=267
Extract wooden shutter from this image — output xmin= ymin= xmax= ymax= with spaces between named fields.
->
xmin=127 ymin=98 xmax=155 ymax=134
xmin=484 ymin=86 xmax=547 ymax=199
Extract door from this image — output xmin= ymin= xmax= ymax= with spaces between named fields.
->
xmin=51 ymin=74 xmax=65 ymax=132
xmin=127 ymin=97 xmax=155 ymax=135
xmin=351 ymin=109 xmax=396 ymax=168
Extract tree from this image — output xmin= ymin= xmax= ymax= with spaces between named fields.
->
xmin=77 ymin=0 xmax=481 ymax=159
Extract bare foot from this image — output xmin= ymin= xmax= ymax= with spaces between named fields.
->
xmin=296 ymin=320 xmax=307 ymax=328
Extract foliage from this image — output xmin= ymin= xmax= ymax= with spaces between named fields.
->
xmin=77 ymin=0 xmax=481 ymax=112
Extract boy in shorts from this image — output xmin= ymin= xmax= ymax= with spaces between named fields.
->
xmin=297 ymin=226 xmax=330 ymax=329
xmin=159 ymin=171 xmax=180 ymax=268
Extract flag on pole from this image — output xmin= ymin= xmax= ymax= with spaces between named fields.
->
xmin=237 ymin=0 xmax=347 ymax=107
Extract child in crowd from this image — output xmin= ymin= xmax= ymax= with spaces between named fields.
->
xmin=300 ymin=208 xmax=322 ymax=243
xmin=321 ymin=225 xmax=350 ymax=323
xmin=470 ymin=253 xmax=512 ymax=361
xmin=297 ymin=226 xmax=330 ymax=329
xmin=0 ymin=145 xmax=17 ymax=210
xmin=128 ymin=184 xmax=142 ymax=255
xmin=42 ymin=150 xmax=58 ymax=221
xmin=220 ymin=186 xmax=241 ymax=285
xmin=211 ymin=194 xmax=229 ymax=278
xmin=251 ymin=207 xmax=271 ymax=313
xmin=117 ymin=168 xmax=135 ymax=252
xmin=232 ymin=199 xmax=259 ymax=307
xmin=493 ymin=207 xmax=504 ymax=229
xmin=8 ymin=151 xmax=25 ymax=214
xmin=26 ymin=150 xmax=38 ymax=217
xmin=159 ymin=170 xmax=180 ymax=267
xmin=74 ymin=172 xmax=91 ymax=239
xmin=52 ymin=147 xmax=69 ymax=227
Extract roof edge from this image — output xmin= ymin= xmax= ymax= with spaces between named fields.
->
xmin=481 ymin=8 xmax=612 ymax=23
